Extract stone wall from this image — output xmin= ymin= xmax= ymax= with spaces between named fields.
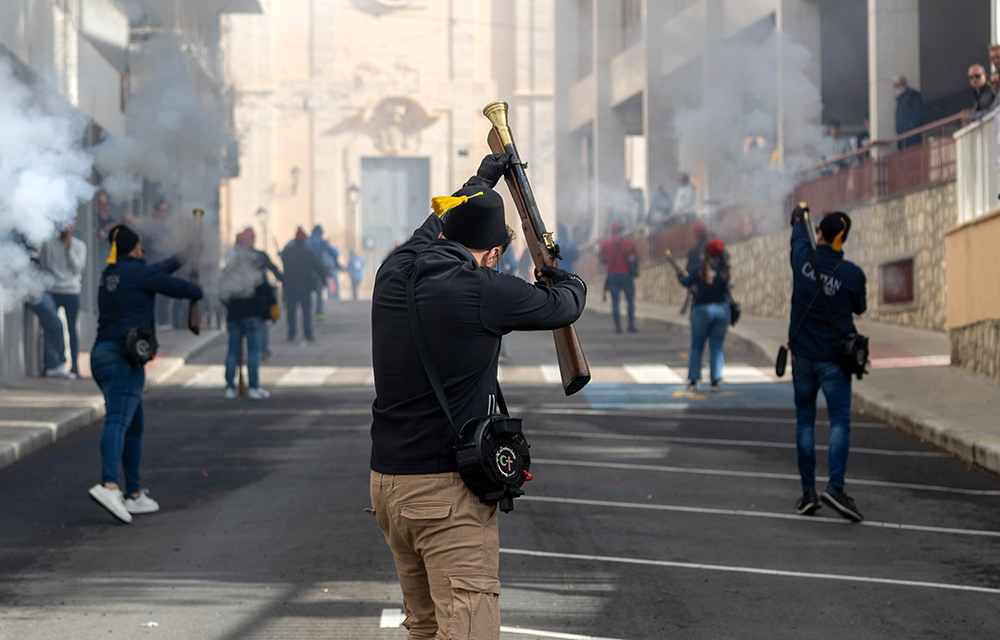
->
xmin=951 ymin=320 xmax=1000 ymax=379
xmin=635 ymin=181 xmax=958 ymax=331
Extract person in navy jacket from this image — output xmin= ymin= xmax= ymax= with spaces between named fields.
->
xmin=788 ymin=207 xmax=867 ymax=522
xmin=87 ymin=225 xmax=202 ymax=524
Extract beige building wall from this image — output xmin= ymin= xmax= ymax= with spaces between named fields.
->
xmin=223 ymin=0 xmax=556 ymax=271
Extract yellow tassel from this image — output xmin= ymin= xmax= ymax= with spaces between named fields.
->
xmin=831 ymin=231 xmax=845 ymax=252
xmin=107 ymin=229 xmax=119 ymax=264
xmin=831 ymin=215 xmax=846 ymax=251
xmin=431 ymin=191 xmax=483 ymax=217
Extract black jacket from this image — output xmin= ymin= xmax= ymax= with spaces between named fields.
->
xmin=788 ymin=221 xmax=867 ymax=362
xmin=96 ymin=256 xmax=202 ymax=345
xmin=370 ymin=213 xmax=586 ymax=475
xmin=895 ymin=87 xmax=924 ymax=135
xmin=280 ymin=240 xmax=327 ymax=293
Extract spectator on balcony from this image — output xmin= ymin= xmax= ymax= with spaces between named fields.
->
xmin=969 ymin=64 xmax=995 ymax=113
xmin=820 ymin=120 xmax=852 ymax=172
xmin=854 ymin=113 xmax=872 ymax=149
xmin=647 ymin=184 xmax=674 ymax=225
xmin=673 ymin=173 xmax=697 ymax=218
xmin=893 ymin=75 xmax=924 ymax=149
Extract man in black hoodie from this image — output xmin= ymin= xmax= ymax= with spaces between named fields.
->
xmin=368 ymin=154 xmax=586 ymax=640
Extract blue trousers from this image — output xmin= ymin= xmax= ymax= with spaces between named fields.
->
xmin=26 ymin=294 xmax=65 ymax=371
xmin=286 ymin=289 xmax=313 ymax=340
xmin=91 ymin=342 xmax=146 ymax=494
xmin=607 ymin=273 xmax=635 ymax=329
xmin=688 ymin=302 xmax=730 ymax=382
xmin=50 ymin=293 xmax=80 ymax=373
xmin=225 ymin=317 xmax=263 ymax=389
xmin=792 ymin=356 xmax=852 ymax=492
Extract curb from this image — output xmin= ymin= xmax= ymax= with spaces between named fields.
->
xmin=0 ymin=329 xmax=223 ymax=473
xmin=591 ymin=306 xmax=1000 ymax=477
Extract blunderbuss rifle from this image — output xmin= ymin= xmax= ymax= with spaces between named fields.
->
xmin=188 ymin=208 xmax=204 ymax=335
xmin=664 ymin=249 xmax=696 ymax=315
xmin=483 ymin=100 xmax=591 ymax=396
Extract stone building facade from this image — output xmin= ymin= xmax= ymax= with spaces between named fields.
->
xmin=636 ymin=180 xmax=958 ymax=333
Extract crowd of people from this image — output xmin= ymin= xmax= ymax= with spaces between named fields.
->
xmin=817 ymin=42 xmax=1000 ymax=167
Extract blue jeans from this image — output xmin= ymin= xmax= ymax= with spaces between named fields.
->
xmin=261 ymin=319 xmax=272 ymax=358
xmin=50 ymin=293 xmax=80 ymax=373
xmin=225 ymin=317 xmax=263 ymax=389
xmin=314 ymin=284 xmax=325 ymax=315
xmin=688 ymin=302 xmax=730 ymax=382
xmin=286 ymin=288 xmax=313 ymax=340
xmin=792 ymin=356 xmax=852 ymax=493
xmin=26 ymin=294 xmax=65 ymax=371
xmin=91 ymin=342 xmax=146 ymax=494
xmin=607 ymin=273 xmax=635 ymax=329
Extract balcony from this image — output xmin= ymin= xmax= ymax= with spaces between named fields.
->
xmin=792 ymin=113 xmax=965 ymax=214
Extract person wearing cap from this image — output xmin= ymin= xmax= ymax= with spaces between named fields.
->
xmin=368 ymin=153 xmax=586 ymax=640
xmin=788 ymin=206 xmax=867 ymax=522
xmin=677 ymin=238 xmax=731 ymax=392
xmin=280 ymin=227 xmax=328 ymax=342
xmin=599 ymin=220 xmax=638 ymax=333
xmin=87 ymin=225 xmax=203 ymax=524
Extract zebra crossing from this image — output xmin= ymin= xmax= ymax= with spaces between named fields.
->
xmin=175 ymin=363 xmax=784 ymax=389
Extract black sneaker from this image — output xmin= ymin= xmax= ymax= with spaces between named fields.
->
xmin=795 ymin=489 xmax=821 ymax=515
xmin=686 ymin=381 xmax=697 ymax=391
xmin=822 ymin=485 xmax=864 ymax=522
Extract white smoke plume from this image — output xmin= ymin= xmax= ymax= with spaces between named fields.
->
xmin=94 ymin=34 xmax=229 ymax=211
xmin=94 ymin=32 xmax=231 ymax=301
xmin=0 ymin=58 xmax=95 ymax=307
xmin=673 ymin=30 xmax=822 ymax=233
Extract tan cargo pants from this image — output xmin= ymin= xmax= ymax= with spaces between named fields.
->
xmin=369 ymin=471 xmax=500 ymax=640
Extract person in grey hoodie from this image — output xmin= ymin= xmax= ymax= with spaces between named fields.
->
xmin=39 ymin=222 xmax=87 ymax=377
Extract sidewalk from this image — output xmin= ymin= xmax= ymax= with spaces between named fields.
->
xmin=0 ymin=328 xmax=222 ymax=472
xmin=595 ymin=300 xmax=1000 ymax=477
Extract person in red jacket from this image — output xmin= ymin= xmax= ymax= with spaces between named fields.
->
xmin=599 ymin=220 xmax=638 ymax=333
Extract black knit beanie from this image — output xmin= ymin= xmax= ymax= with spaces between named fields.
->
xmin=439 ymin=186 xmax=508 ymax=250
xmin=107 ymin=224 xmax=139 ymax=263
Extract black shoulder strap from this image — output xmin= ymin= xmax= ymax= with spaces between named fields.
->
xmin=808 ymin=249 xmax=844 ymax=341
xmin=406 ymin=268 xmax=463 ymax=440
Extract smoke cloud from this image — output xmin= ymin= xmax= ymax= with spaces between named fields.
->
xmin=0 ymin=58 xmax=95 ymax=307
xmin=673 ymin=30 xmax=822 ymax=232
xmin=94 ymin=33 xmax=232 ymax=301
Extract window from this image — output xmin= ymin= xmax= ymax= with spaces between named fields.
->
xmin=880 ymin=258 xmax=915 ymax=305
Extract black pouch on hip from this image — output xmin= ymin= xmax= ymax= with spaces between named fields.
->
xmin=775 ymin=344 xmax=789 ymax=377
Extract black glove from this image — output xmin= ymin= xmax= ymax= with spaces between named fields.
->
xmin=791 ymin=203 xmax=809 ymax=225
xmin=475 ymin=153 xmax=511 ymax=189
xmin=539 ymin=265 xmax=587 ymax=294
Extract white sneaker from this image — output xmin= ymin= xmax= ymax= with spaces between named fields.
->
xmin=88 ymin=484 xmax=132 ymax=523
xmin=224 ymin=387 xmax=238 ymax=400
xmin=124 ymin=489 xmax=160 ymax=514
xmin=248 ymin=387 xmax=270 ymax=400
xmin=45 ymin=368 xmax=77 ymax=379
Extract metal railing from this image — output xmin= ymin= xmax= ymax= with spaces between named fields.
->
xmin=792 ymin=113 xmax=966 ymax=214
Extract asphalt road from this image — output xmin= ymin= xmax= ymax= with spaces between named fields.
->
xmin=1 ymin=300 xmax=998 ymax=640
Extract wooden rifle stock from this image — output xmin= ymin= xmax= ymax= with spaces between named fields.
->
xmin=663 ymin=249 xmax=686 ymax=277
xmin=484 ymin=103 xmax=590 ymax=395
xmin=188 ymin=208 xmax=204 ymax=335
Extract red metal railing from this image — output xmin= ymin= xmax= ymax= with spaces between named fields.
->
xmin=792 ymin=113 xmax=965 ymax=213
